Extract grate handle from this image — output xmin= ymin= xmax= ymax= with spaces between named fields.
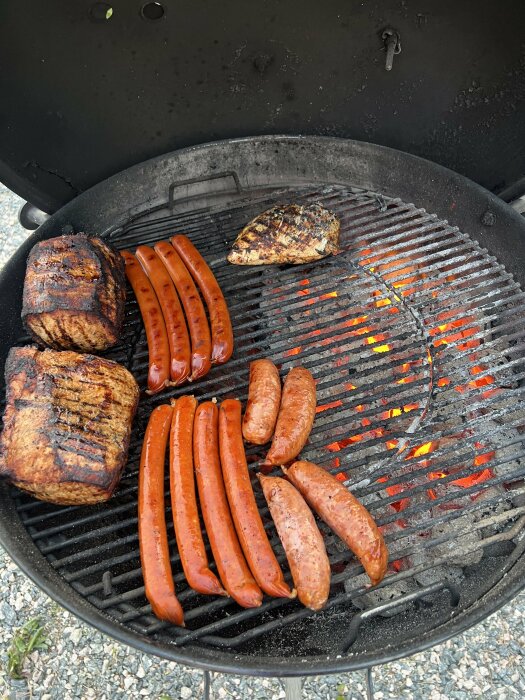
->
xmin=168 ymin=171 xmax=242 ymax=209
xmin=340 ymin=580 xmax=460 ymax=653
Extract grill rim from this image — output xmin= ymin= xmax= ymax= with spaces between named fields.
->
xmin=1 ymin=134 xmax=525 ymax=674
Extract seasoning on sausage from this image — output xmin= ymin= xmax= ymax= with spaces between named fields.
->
xmin=265 ymin=366 xmax=316 ymax=465
xmin=138 ymin=404 xmax=184 ymax=625
xmin=122 ymin=250 xmax=170 ymax=394
xmin=193 ymin=401 xmax=262 ymax=608
xmin=219 ymin=399 xmax=293 ymax=598
xmin=285 ymin=460 xmax=388 ymax=586
xmin=135 ymin=245 xmax=191 ymax=385
xmin=258 ymin=474 xmax=329 ymax=610
xmin=242 ymin=359 xmax=281 ymax=445
xmin=170 ymin=396 xmax=226 ymax=596
xmin=154 ymin=241 xmax=212 ymax=381
xmin=170 ymin=235 xmax=234 ymax=365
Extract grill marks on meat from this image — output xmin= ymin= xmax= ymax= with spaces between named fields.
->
xmin=228 ymin=203 xmax=340 ymax=265
xmin=0 ymin=347 xmax=139 ymax=505
xmin=22 ymin=234 xmax=126 ymax=351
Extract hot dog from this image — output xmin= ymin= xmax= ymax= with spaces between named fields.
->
xmin=193 ymin=401 xmax=262 ymax=608
xmin=258 ymin=474 xmax=330 ymax=611
xmin=135 ymin=245 xmax=191 ymax=385
xmin=285 ymin=460 xmax=388 ymax=586
xmin=242 ymin=359 xmax=281 ymax=445
xmin=170 ymin=235 xmax=234 ymax=365
xmin=170 ymin=396 xmax=226 ymax=596
xmin=138 ymin=404 xmax=184 ymax=625
xmin=265 ymin=366 xmax=316 ymax=465
xmin=219 ymin=399 xmax=293 ymax=598
xmin=154 ymin=241 xmax=212 ymax=381
xmin=122 ymin=250 xmax=170 ymax=394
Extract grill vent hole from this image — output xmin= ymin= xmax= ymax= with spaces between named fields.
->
xmin=141 ymin=2 xmax=165 ymax=20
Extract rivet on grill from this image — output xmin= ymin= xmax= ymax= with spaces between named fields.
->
xmin=481 ymin=210 xmax=496 ymax=226
xmin=102 ymin=571 xmax=113 ymax=597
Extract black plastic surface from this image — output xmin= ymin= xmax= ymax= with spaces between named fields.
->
xmin=2 ymin=1 xmax=525 ymax=212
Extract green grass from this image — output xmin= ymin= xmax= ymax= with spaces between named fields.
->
xmin=335 ymin=682 xmax=347 ymax=700
xmin=6 ymin=618 xmax=48 ymax=680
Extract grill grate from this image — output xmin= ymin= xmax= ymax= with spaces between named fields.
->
xmin=9 ymin=183 xmax=525 ymax=659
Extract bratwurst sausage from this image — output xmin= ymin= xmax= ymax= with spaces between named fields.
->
xmin=242 ymin=359 xmax=281 ymax=445
xmin=138 ymin=404 xmax=184 ymax=625
xmin=219 ymin=399 xmax=293 ymax=598
xmin=285 ymin=460 xmax=388 ymax=586
xmin=266 ymin=366 xmax=316 ymax=465
xmin=258 ymin=474 xmax=330 ymax=611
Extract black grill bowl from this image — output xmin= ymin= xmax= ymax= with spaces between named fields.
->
xmin=1 ymin=136 xmax=525 ymax=675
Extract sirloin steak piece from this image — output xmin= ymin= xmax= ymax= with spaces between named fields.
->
xmin=0 ymin=346 xmax=139 ymax=505
xmin=228 ymin=203 xmax=340 ymax=265
xmin=22 ymin=234 xmax=126 ymax=351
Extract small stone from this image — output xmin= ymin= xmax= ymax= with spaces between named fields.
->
xmin=180 ymin=687 xmax=193 ymax=699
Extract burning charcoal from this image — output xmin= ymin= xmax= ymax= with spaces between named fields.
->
xmin=407 ymin=546 xmax=465 ymax=588
xmin=345 ymin=571 xmax=418 ymax=617
xmin=430 ymin=511 xmax=483 ymax=566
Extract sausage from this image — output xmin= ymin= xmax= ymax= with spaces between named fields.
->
xmin=193 ymin=401 xmax=262 ymax=608
xmin=170 ymin=396 xmax=226 ymax=596
xmin=138 ymin=404 xmax=184 ymax=625
xmin=154 ymin=241 xmax=212 ymax=381
xmin=258 ymin=474 xmax=330 ymax=611
xmin=219 ymin=399 xmax=293 ymax=598
xmin=285 ymin=460 xmax=388 ymax=586
xmin=122 ymin=250 xmax=170 ymax=394
xmin=242 ymin=359 xmax=281 ymax=445
xmin=135 ymin=245 xmax=191 ymax=385
xmin=265 ymin=366 xmax=316 ymax=465
xmin=170 ymin=235 xmax=234 ymax=365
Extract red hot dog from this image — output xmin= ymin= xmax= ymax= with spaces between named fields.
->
xmin=138 ymin=404 xmax=184 ymax=625
xmin=170 ymin=235 xmax=234 ymax=365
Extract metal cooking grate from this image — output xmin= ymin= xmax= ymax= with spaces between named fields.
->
xmin=10 ymin=183 xmax=525 ymax=659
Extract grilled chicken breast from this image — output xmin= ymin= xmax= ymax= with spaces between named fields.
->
xmin=22 ymin=234 xmax=126 ymax=352
xmin=228 ymin=203 xmax=340 ymax=265
xmin=0 ymin=346 xmax=139 ymax=505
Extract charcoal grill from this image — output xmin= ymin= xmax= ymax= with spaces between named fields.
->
xmin=0 ymin=136 xmax=524 ymax=678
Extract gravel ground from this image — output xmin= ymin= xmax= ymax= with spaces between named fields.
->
xmin=0 ymin=182 xmax=524 ymax=700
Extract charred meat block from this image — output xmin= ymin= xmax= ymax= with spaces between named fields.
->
xmin=228 ymin=203 xmax=340 ymax=265
xmin=22 ymin=234 xmax=126 ymax=351
xmin=0 ymin=346 xmax=139 ymax=505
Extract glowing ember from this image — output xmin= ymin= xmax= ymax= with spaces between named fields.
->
xmin=283 ymin=346 xmax=302 ymax=357
xmin=316 ymin=400 xmax=343 ymax=414
xmin=319 ymin=291 xmax=338 ymax=300
xmin=406 ymin=441 xmax=435 ymax=459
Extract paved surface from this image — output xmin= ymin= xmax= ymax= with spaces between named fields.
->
xmin=0 ymin=182 xmax=524 ymax=699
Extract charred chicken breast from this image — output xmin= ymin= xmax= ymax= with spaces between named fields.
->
xmin=22 ymin=234 xmax=126 ymax=351
xmin=0 ymin=346 xmax=139 ymax=505
xmin=228 ymin=203 xmax=340 ymax=265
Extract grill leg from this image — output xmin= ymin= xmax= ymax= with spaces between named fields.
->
xmin=203 ymin=670 xmax=212 ymax=700
xmin=283 ymin=676 xmax=303 ymax=700
xmin=366 ymin=668 xmax=375 ymax=700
